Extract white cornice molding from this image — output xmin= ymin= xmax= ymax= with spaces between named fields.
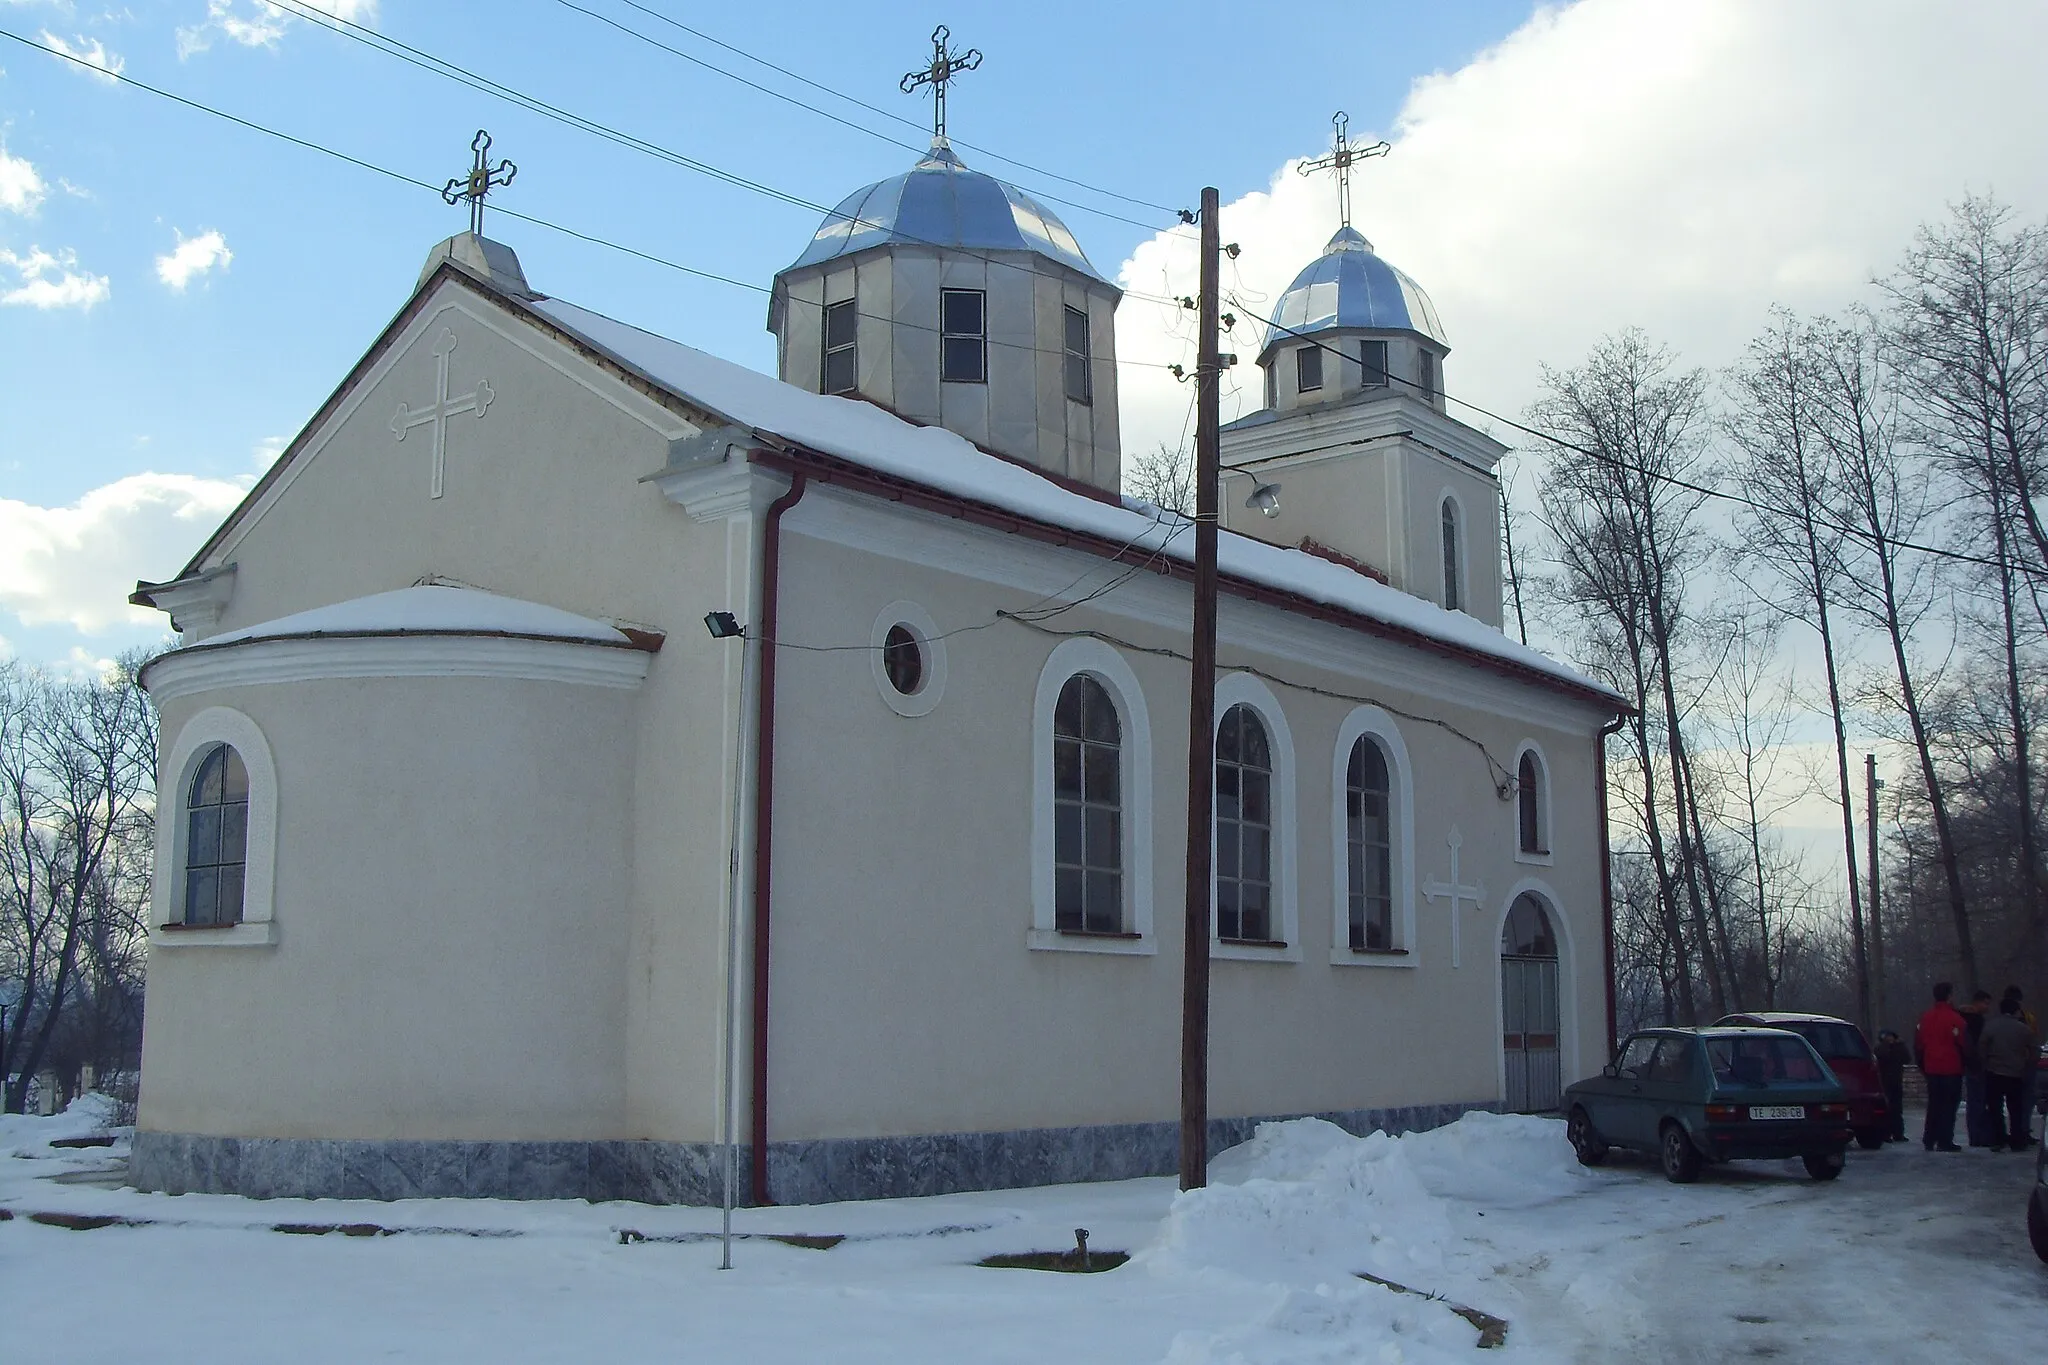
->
xmin=645 ymin=449 xmax=790 ymax=523
xmin=1220 ymin=395 xmax=1508 ymax=475
xmin=145 ymin=632 xmax=651 ymax=704
xmin=134 ymin=564 xmax=238 ymax=637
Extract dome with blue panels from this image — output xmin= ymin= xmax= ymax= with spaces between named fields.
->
xmin=1261 ymin=226 xmax=1445 ymax=362
xmin=781 ymin=140 xmax=1109 ymax=287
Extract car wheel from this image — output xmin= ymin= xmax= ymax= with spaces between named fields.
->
xmin=1567 ymin=1107 xmax=1608 ymax=1167
xmin=1855 ymin=1129 xmax=1885 ymax=1151
xmin=2029 ymin=1187 xmax=2048 ymax=1265
xmin=1660 ymin=1122 xmax=1701 ymax=1184
xmin=1803 ymin=1151 xmax=1845 ymax=1181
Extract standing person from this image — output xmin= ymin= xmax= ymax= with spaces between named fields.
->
xmin=1962 ymin=990 xmax=1994 ymax=1146
xmin=1873 ymin=1028 xmax=1910 ymax=1142
xmin=1978 ymin=998 xmax=2036 ymax=1151
xmin=1916 ymin=982 xmax=1967 ymax=1152
xmin=2004 ymin=986 xmax=2040 ymax=1127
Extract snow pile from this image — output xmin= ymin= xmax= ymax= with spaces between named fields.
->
xmin=0 ymin=1091 xmax=121 ymax=1158
xmin=1397 ymin=1111 xmax=1589 ymax=1209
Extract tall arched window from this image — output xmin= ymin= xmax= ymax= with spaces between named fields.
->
xmin=1346 ymin=737 xmax=1394 ymax=950
xmin=1517 ymin=748 xmax=1548 ymax=856
xmin=1053 ymin=674 xmax=1123 ymax=934
xmin=1441 ymin=496 xmax=1463 ymax=612
xmin=1216 ymin=703 xmax=1274 ymax=943
xmin=183 ymin=742 xmax=249 ymax=926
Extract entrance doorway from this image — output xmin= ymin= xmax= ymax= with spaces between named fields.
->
xmin=1501 ymin=891 xmax=1562 ymax=1113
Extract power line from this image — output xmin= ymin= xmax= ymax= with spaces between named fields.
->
xmin=555 ymin=0 xmax=1175 ymax=232
xmin=0 ymin=27 xmax=1187 ymax=377
xmin=603 ymin=0 xmax=1183 ymax=219
xmin=1229 ymin=294 xmax=2048 ymax=582
xmin=264 ymin=0 xmax=1183 ymax=309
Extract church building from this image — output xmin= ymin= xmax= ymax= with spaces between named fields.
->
xmin=126 ymin=92 xmax=1624 ymax=1205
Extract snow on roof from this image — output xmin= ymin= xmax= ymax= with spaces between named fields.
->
xmin=206 ymin=586 xmax=632 ymax=646
xmin=525 ymin=296 xmax=1617 ymax=702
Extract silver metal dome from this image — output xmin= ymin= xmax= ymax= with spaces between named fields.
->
xmin=1262 ymin=226 xmax=1445 ymax=359
xmin=782 ymin=140 xmax=1108 ymax=285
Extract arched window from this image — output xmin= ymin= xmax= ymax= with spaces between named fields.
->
xmin=1216 ymin=703 xmax=1274 ymax=943
xmin=1441 ymin=496 xmax=1463 ymax=612
xmin=1501 ymin=892 xmax=1558 ymax=958
xmin=1517 ymin=748 xmax=1549 ymax=856
xmin=183 ymin=743 xmax=249 ymax=926
xmin=1052 ymin=674 xmax=1123 ymax=934
xmin=1345 ymin=737 xmax=1394 ymax=950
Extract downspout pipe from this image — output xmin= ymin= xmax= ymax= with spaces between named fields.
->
xmin=749 ymin=471 xmax=806 ymax=1205
xmin=1597 ymin=713 xmax=1627 ymax=1058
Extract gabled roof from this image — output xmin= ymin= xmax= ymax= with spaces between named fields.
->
xmin=165 ymin=253 xmax=1621 ymax=711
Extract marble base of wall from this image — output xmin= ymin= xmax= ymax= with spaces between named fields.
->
xmin=129 ymin=1101 xmax=1494 ymax=1206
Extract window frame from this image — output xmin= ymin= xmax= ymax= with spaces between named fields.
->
xmin=1514 ymin=741 xmax=1553 ymax=864
xmin=1296 ymin=343 xmax=1324 ymax=395
xmin=1358 ymin=338 xmax=1389 ymax=390
xmin=1051 ymin=674 xmax=1124 ymax=936
xmin=181 ymin=743 xmax=250 ymax=928
xmin=1329 ymin=706 xmax=1416 ymax=968
xmin=1030 ymin=638 xmax=1155 ymax=955
xmin=821 ymin=298 xmax=858 ymax=395
xmin=868 ymin=600 xmax=947 ymax=718
xmin=1211 ymin=673 xmax=1299 ymax=962
xmin=1493 ymin=878 xmax=1579 ymax=1101
xmin=1440 ymin=491 xmax=1465 ymax=613
xmin=941 ymin=287 xmax=987 ymax=385
xmin=1062 ymin=304 xmax=1093 ymax=405
xmin=152 ymin=706 xmax=279 ymax=949
xmin=1418 ymin=347 xmax=1439 ymax=401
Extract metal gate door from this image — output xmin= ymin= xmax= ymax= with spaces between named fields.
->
xmin=1502 ymin=955 xmax=1562 ymax=1113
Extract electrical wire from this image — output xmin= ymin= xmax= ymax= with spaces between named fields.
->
xmin=0 ymin=27 xmax=1186 ymax=377
xmin=555 ymin=0 xmax=1175 ymax=231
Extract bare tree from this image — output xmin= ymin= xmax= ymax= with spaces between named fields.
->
xmin=1123 ymin=441 xmax=1195 ymax=515
xmin=0 ymin=658 xmax=157 ymax=1112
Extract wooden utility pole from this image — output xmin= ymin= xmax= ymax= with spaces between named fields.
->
xmin=1179 ymin=186 xmax=1221 ymax=1192
xmin=1866 ymin=753 xmax=1886 ymax=1032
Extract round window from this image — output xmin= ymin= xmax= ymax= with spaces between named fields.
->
xmin=882 ymin=623 xmax=924 ymax=696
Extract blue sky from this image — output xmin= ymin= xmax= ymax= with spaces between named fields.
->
xmin=4 ymin=0 xmax=2047 ymax=694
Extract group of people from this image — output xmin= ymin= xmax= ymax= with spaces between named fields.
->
xmin=1886 ymin=982 xmax=2042 ymax=1152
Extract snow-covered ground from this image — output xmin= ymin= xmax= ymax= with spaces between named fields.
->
xmin=5 ymin=1100 xmax=2042 ymax=1362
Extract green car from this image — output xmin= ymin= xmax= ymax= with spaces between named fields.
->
xmin=1564 ymin=1026 xmax=1854 ymax=1183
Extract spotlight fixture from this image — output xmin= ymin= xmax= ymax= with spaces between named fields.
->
xmin=1245 ymin=483 xmax=1282 ymax=518
xmin=703 ymin=611 xmax=743 ymax=639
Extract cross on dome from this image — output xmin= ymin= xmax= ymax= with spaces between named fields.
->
xmin=441 ymin=129 xmax=517 ymax=237
xmin=899 ymin=25 xmax=982 ymax=143
xmin=1297 ymin=112 xmax=1388 ymax=231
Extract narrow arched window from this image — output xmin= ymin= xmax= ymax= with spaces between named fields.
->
xmin=1053 ymin=675 xmax=1122 ymax=934
xmin=1518 ymin=749 xmax=1547 ymax=855
xmin=1216 ymin=704 xmax=1274 ymax=943
xmin=1346 ymin=737 xmax=1394 ymax=950
xmin=1441 ymin=497 xmax=1463 ymax=612
xmin=183 ymin=743 xmax=249 ymax=926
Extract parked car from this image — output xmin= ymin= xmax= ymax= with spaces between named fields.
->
xmin=1564 ymin=1026 xmax=1854 ymax=1183
xmin=1715 ymin=1011 xmax=1889 ymax=1150
xmin=2030 ymin=1096 xmax=2048 ymax=1264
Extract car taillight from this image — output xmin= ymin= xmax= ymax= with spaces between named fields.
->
xmin=1819 ymin=1103 xmax=1848 ymax=1120
xmin=1705 ymin=1104 xmax=1744 ymax=1122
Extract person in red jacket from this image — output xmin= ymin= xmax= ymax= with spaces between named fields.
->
xmin=1916 ymin=981 xmax=1968 ymax=1152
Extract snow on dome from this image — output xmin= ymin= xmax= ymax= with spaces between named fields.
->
xmin=523 ymin=294 xmax=1617 ymax=702
xmin=204 ymin=586 xmax=631 ymax=646
xmin=1262 ymin=225 xmax=1446 ymax=360
xmin=780 ymin=139 xmax=1107 ymax=285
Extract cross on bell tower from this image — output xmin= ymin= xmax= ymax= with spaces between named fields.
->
xmin=1297 ymin=112 xmax=1389 ymax=230
xmin=899 ymin=25 xmax=982 ymax=142
xmin=442 ymin=129 xmax=517 ymax=237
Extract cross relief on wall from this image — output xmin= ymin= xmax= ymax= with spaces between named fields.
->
xmin=1421 ymin=825 xmax=1486 ymax=969
xmin=391 ymin=328 xmax=495 ymax=499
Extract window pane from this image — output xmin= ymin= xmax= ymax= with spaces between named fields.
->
xmin=1055 ymin=868 xmax=1085 ymax=930
xmin=1054 ymin=679 xmax=1085 ymax=736
xmin=1297 ymin=344 xmax=1323 ymax=392
xmin=1216 ymin=881 xmax=1241 ymax=940
xmin=1239 ymin=712 xmax=1271 ymax=768
xmin=942 ymin=289 xmax=984 ymax=336
xmin=185 ymin=866 xmax=218 ymax=926
xmin=1064 ymin=307 xmax=1092 ymax=404
xmin=1054 ymin=802 xmax=1082 ymax=864
xmin=1216 ymin=708 xmax=1241 ymax=764
xmin=1064 ymin=305 xmax=1089 ymax=356
xmin=823 ymin=345 xmax=856 ymax=395
xmin=1241 ymin=770 xmax=1269 ymax=825
xmin=1065 ymin=354 xmax=1090 ymax=404
xmin=191 ymin=746 xmax=224 ymax=806
xmin=824 ymin=299 xmax=857 ymax=349
xmin=1084 ymin=807 xmax=1119 ymax=869
xmin=1080 ymin=681 xmax=1118 ymax=743
xmin=1083 ymin=745 xmax=1119 ymax=803
xmin=217 ymin=867 xmax=246 ymax=926
xmin=188 ymin=805 xmax=222 ymax=868
xmin=1239 ymin=888 xmax=1269 ymax=942
xmin=1217 ymin=830 xmax=1239 ymax=878
xmin=1053 ymin=738 xmax=1082 ymax=795
xmin=220 ymin=748 xmax=249 ymax=801
xmin=1244 ymin=830 xmax=1269 ymax=883
xmin=882 ymin=625 xmax=923 ymax=695
xmin=1360 ymin=339 xmax=1388 ymax=387
xmin=220 ymin=802 xmax=249 ymax=865
xmin=1085 ymin=875 xmax=1121 ymax=934
xmin=942 ymin=335 xmax=985 ymax=383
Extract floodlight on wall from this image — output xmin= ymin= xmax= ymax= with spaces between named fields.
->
xmin=703 ymin=611 xmax=743 ymax=639
xmin=1245 ymin=482 xmax=1282 ymax=518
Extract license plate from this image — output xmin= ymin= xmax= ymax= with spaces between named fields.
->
xmin=1750 ymin=1105 xmax=1804 ymax=1120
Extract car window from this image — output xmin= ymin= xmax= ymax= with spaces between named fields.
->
xmin=1616 ymin=1036 xmax=1659 ymax=1080
xmin=1792 ymin=1022 xmax=1870 ymax=1060
xmin=1647 ymin=1038 xmax=1695 ymax=1084
xmin=1706 ymin=1035 xmax=1831 ymax=1088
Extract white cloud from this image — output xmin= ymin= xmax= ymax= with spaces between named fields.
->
xmin=39 ymin=29 xmax=123 ymax=82
xmin=176 ymin=0 xmax=378 ymax=59
xmin=1112 ymin=0 xmax=2048 ymax=463
xmin=0 ymin=142 xmax=46 ymax=215
xmin=155 ymin=227 xmax=232 ymax=290
xmin=0 ymin=472 xmax=253 ymax=633
xmin=0 ymin=245 xmax=110 ymax=309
